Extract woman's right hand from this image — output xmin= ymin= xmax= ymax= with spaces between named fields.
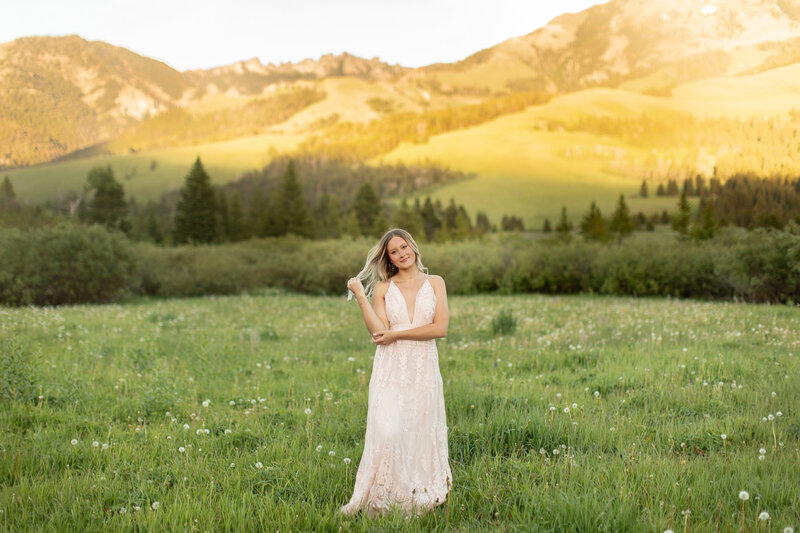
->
xmin=347 ymin=277 xmax=365 ymax=299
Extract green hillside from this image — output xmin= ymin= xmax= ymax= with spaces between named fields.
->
xmin=6 ymin=133 xmax=304 ymax=203
xmin=6 ymin=57 xmax=800 ymax=226
xmin=373 ymin=64 xmax=800 ymax=226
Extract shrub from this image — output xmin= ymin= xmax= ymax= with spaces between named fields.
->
xmin=0 ymin=223 xmax=138 ymax=306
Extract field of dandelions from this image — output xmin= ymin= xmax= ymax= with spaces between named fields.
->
xmin=1 ymin=291 xmax=798 ymax=532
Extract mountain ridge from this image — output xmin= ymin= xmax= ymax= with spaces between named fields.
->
xmin=4 ymin=0 xmax=800 ymax=169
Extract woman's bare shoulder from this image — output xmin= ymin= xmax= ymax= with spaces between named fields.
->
xmin=427 ymin=274 xmax=446 ymax=288
xmin=374 ymin=280 xmax=390 ymax=294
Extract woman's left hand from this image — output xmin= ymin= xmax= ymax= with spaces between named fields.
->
xmin=371 ymin=330 xmax=397 ymax=345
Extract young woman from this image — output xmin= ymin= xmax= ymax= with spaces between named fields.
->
xmin=341 ymin=228 xmax=452 ymax=517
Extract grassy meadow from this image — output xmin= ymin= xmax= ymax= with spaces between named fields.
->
xmin=2 ymin=292 xmax=798 ymax=531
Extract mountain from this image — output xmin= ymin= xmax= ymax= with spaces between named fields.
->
xmin=3 ymin=0 xmax=800 ymax=170
xmin=416 ymin=0 xmax=800 ymax=95
xmin=0 ymin=35 xmax=408 ymax=168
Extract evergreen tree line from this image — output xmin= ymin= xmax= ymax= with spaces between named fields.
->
xmin=644 ymin=174 xmax=724 ymax=198
xmin=0 ymin=159 xmax=502 ymax=245
xmin=136 ymin=157 xmax=490 ymax=244
xmin=539 ymin=196 xmax=671 ymax=243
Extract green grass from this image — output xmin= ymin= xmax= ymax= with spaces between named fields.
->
xmin=1 ymin=292 xmax=798 ymax=531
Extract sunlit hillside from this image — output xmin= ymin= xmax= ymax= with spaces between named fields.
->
xmin=7 ymin=133 xmax=304 ymax=203
xmin=376 ymin=62 xmax=800 ymax=226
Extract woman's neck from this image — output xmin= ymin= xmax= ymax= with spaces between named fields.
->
xmin=393 ymin=269 xmax=423 ymax=282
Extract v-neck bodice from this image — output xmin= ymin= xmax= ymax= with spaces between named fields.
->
xmin=386 ymin=276 xmax=435 ymax=329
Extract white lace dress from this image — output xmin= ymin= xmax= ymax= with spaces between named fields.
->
xmin=341 ymin=276 xmax=452 ymax=516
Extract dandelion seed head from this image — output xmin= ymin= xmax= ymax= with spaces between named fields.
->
xmin=255 ymin=462 xmax=263 ymax=469
xmin=316 ymin=445 xmax=323 ymax=452
xmin=151 ymin=501 xmax=159 ymax=510
xmin=344 ymin=457 xmax=351 ymax=464
xmin=304 ymin=408 xmax=312 ymax=415
xmin=70 ymin=439 xmax=78 ymax=445
xmin=759 ymin=448 xmax=767 ymax=455
xmin=739 ymin=490 xmax=749 ymax=501
xmin=759 ymin=511 xmax=770 ymax=521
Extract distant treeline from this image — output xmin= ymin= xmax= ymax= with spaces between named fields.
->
xmin=2 ymin=224 xmax=798 ymax=307
xmin=0 ymin=158 xmax=499 ymax=245
xmin=636 ymin=174 xmax=800 ymax=234
xmin=108 ymin=88 xmax=325 ymax=153
xmin=546 ymin=109 xmax=800 ymax=181
xmin=299 ymin=91 xmax=551 ymax=162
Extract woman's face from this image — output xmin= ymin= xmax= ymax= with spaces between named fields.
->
xmin=386 ymin=236 xmax=416 ymax=272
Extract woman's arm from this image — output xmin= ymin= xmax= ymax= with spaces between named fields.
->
xmin=347 ymin=277 xmax=389 ymax=335
xmin=373 ymin=275 xmax=449 ymax=344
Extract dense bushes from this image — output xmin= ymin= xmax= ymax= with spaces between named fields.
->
xmin=135 ymin=228 xmax=800 ymax=304
xmin=2 ymin=225 xmax=799 ymax=306
xmin=0 ymin=223 xmax=138 ymax=306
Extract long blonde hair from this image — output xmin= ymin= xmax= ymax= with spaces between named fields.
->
xmin=349 ymin=228 xmax=427 ymax=300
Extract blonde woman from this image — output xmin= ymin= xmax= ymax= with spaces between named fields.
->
xmin=341 ymin=228 xmax=452 ymax=517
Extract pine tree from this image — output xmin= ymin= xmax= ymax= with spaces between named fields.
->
xmin=656 ymin=183 xmax=666 ymax=196
xmin=217 ymin=190 xmax=230 ymax=242
xmin=610 ymin=194 xmax=635 ymax=238
xmin=372 ymin=209 xmax=390 ymax=238
xmin=313 ymin=194 xmax=342 ymax=239
xmin=392 ymin=199 xmax=423 ymax=238
xmin=639 ymin=180 xmax=649 ymax=198
xmin=476 ymin=212 xmax=492 ymax=235
xmin=420 ymin=196 xmax=441 ymax=241
xmin=690 ymin=199 xmax=717 ymax=240
xmin=174 ymin=157 xmax=218 ymax=244
xmin=666 ymin=179 xmax=680 ymax=196
xmin=542 ymin=218 xmax=552 ymax=233
xmin=695 ymin=174 xmax=706 ymax=198
xmin=671 ymin=191 xmax=691 ymax=236
xmin=1 ymin=175 xmax=19 ymax=213
xmin=580 ymin=201 xmax=609 ymax=242
xmin=267 ymin=160 xmax=312 ymax=237
xmin=555 ymin=206 xmax=572 ymax=239
xmin=146 ymin=206 xmax=164 ymax=244
xmin=228 ymin=194 xmax=247 ymax=241
xmin=353 ymin=183 xmax=382 ymax=236
xmin=682 ymin=178 xmax=695 ymax=197
xmin=247 ymin=190 xmax=267 ymax=238
xmin=345 ymin=209 xmax=362 ymax=239
xmin=85 ymin=165 xmax=129 ymax=231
